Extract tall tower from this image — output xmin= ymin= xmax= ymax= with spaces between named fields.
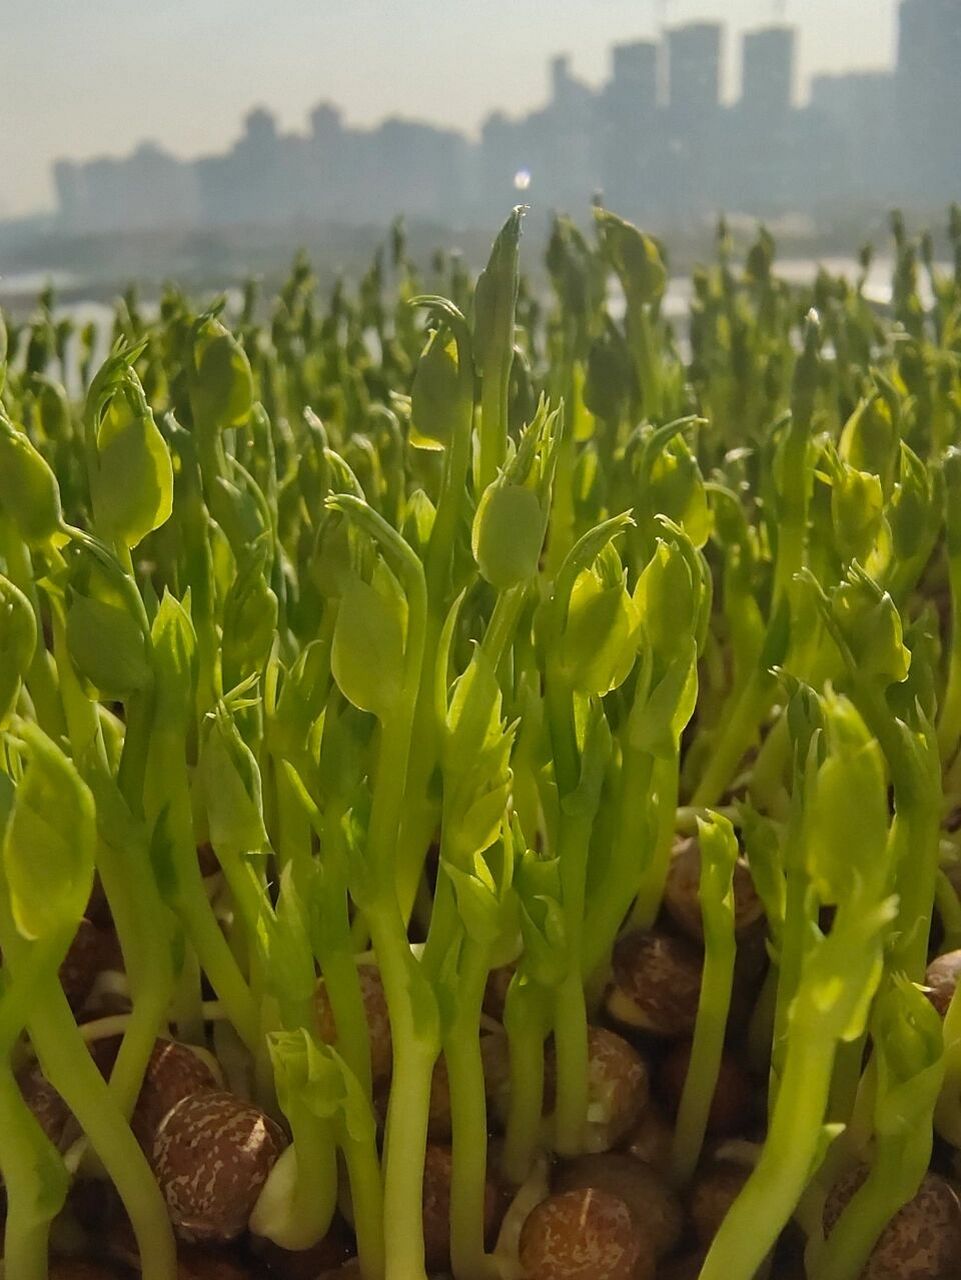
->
xmin=741 ymin=25 xmax=796 ymax=115
xmin=666 ymin=22 xmax=722 ymax=118
xmin=610 ymin=40 xmax=659 ymax=115
xmin=896 ymin=0 xmax=961 ymax=194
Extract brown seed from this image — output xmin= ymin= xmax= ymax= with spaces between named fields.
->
xmin=484 ymin=964 xmax=515 ymax=1021
xmin=59 ymin=918 xmax=106 ymax=1013
xmin=824 ymin=1167 xmax=961 ymax=1280
xmin=663 ymin=836 xmax=763 ymax=942
xmin=658 ymin=1042 xmax=754 ymax=1138
xmin=689 ymin=1160 xmax=751 ymax=1246
xmin=518 ymin=1187 xmax=656 ymax=1280
xmin=17 ymin=1062 xmax=73 ymax=1151
xmin=923 ymin=950 xmax=961 ymax=1018
xmin=552 ymin=1152 xmax=682 ymax=1257
xmin=422 ymin=1144 xmax=499 ymax=1273
xmin=606 ymin=931 xmax=702 ymax=1039
xmin=623 ymin=1105 xmax=674 ymax=1176
xmin=315 ymin=965 xmax=392 ymax=1083
xmin=151 ymin=1091 xmax=287 ymax=1243
xmin=131 ymin=1040 xmax=220 ymax=1150
xmin=582 ymin=1027 xmax=650 ymax=1151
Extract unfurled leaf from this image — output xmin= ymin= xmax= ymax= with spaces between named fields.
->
xmin=3 ymin=724 xmax=96 ymax=941
xmin=331 ymin=571 xmax=405 ymax=718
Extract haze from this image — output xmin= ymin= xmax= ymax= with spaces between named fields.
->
xmin=1 ymin=0 xmax=896 ymax=218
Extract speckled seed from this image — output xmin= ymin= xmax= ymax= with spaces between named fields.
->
xmin=315 ymin=965 xmax=392 ymax=1083
xmin=823 ymin=1168 xmax=961 ymax=1280
xmin=606 ymin=931 xmax=702 ymax=1039
xmin=59 ymin=918 xmax=106 ymax=1012
xmin=583 ymin=1027 xmax=650 ymax=1150
xmin=663 ymin=837 xmax=764 ymax=942
xmin=552 ymin=1152 xmax=682 ymax=1257
xmin=423 ymin=1144 xmax=500 ymax=1273
xmin=658 ymin=1041 xmax=754 ymax=1137
xmin=518 ymin=1188 xmax=656 ymax=1280
xmin=131 ymin=1040 xmax=220 ymax=1150
xmin=624 ymin=1105 xmax=674 ymax=1176
xmin=151 ymin=1091 xmax=287 ymax=1243
xmin=689 ymin=1160 xmax=751 ymax=1246
xmin=427 ymin=1053 xmax=453 ymax=1141
xmin=17 ymin=1062 xmax=73 ymax=1151
xmin=923 ymin=950 xmax=961 ymax=1018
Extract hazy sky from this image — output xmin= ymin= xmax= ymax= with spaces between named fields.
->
xmin=2 ymin=0 xmax=898 ymax=217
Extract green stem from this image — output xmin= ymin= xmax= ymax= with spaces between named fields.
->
xmin=630 ymin=748 xmax=680 ymax=930
xmin=368 ymin=900 xmax=438 ymax=1280
xmin=582 ymin=747 xmax=654 ymax=981
xmin=699 ymin=1031 xmax=836 ymax=1280
xmin=446 ymin=941 xmax=498 ymax=1280
xmin=936 ymin=871 xmax=961 ymax=953
xmin=479 ymin=360 xmax=509 ymax=494
xmin=501 ymin=989 xmax=548 ymax=1186
xmin=27 ymin=986 xmax=178 ymax=1280
xmin=552 ymin=966 xmax=589 ymax=1156
xmin=0 ymin=1066 xmax=64 ymax=1280
xmin=939 ymin=549 xmax=961 ymax=765
xmin=670 ymin=906 xmax=736 ymax=1185
xmin=340 ymin=1117 xmax=386 ymax=1280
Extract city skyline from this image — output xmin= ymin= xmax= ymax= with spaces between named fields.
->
xmin=2 ymin=0 xmax=899 ymax=219
xmin=47 ymin=1 xmax=961 ymax=239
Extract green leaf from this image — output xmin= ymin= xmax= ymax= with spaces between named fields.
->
xmin=806 ymin=693 xmax=889 ymax=904
xmin=594 ymin=209 xmax=666 ymax=306
xmin=90 ymin=382 xmax=173 ymax=548
xmin=190 ymin=321 xmax=254 ymax=430
xmin=331 ymin=571 xmax=405 ymax=718
xmin=0 ymin=410 xmax=62 ymax=546
xmin=199 ymin=704 xmax=269 ymax=855
xmin=66 ymin=591 xmax=151 ymax=700
xmin=3 ymin=724 xmax=96 ymax=941
xmin=634 ymin=539 xmax=695 ymax=656
xmin=473 ymin=482 xmax=546 ymax=589
xmin=473 ymin=207 xmax=524 ymax=375
xmin=410 ymin=328 xmax=460 ymax=449
xmin=561 ymin=557 xmax=639 ymax=696
xmin=222 ymin=539 xmax=278 ymax=687
xmin=150 ymin=590 xmax=197 ymax=728
xmin=0 ymin=575 xmax=37 ymax=727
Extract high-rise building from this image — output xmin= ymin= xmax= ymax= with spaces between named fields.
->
xmin=741 ymin=25 xmax=795 ymax=115
xmin=666 ymin=22 xmax=722 ymax=117
xmin=896 ymin=0 xmax=961 ymax=194
xmin=610 ymin=40 xmax=659 ymax=116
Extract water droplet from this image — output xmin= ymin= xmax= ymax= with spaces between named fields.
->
xmin=513 ymin=168 xmax=531 ymax=192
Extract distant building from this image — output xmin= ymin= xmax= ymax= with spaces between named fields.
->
xmin=610 ymin=40 xmax=659 ymax=116
xmin=666 ymin=22 xmax=722 ymax=118
xmin=741 ymin=26 xmax=795 ymax=116
xmin=897 ymin=0 xmax=961 ymax=198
